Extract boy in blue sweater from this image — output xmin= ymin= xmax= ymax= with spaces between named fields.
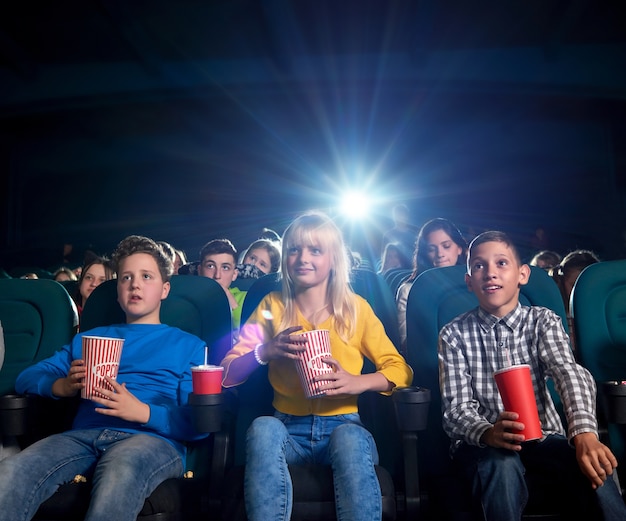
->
xmin=0 ymin=235 xmax=208 ymax=521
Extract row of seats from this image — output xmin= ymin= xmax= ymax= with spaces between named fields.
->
xmin=1 ymin=260 xmax=625 ymax=520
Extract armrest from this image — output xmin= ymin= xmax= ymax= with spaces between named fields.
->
xmin=1 ymin=393 xmax=80 ymax=448
xmin=601 ymin=382 xmax=626 ymax=424
xmin=0 ymin=394 xmax=30 ymax=436
xmin=392 ymin=386 xmax=431 ymax=520
xmin=189 ymin=393 xmax=225 ymax=433
xmin=393 ymin=386 xmax=430 ymax=432
xmin=206 ymin=389 xmax=238 ymax=516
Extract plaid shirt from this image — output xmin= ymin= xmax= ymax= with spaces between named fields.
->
xmin=439 ymin=303 xmax=597 ymax=453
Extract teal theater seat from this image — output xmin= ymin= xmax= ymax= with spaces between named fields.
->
xmin=58 ymin=279 xmax=79 ymax=300
xmin=0 ymin=279 xmax=78 ymax=396
xmin=350 ymin=269 xmax=401 ymax=351
xmin=571 ymin=259 xmax=626 ymax=486
xmin=383 ymin=267 xmax=412 ymax=300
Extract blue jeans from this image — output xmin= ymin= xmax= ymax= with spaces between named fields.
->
xmin=244 ymin=412 xmax=381 ymax=521
xmin=0 ymin=429 xmax=183 ymax=521
xmin=454 ymin=434 xmax=626 ymax=521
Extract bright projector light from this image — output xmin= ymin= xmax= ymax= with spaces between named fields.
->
xmin=339 ymin=192 xmax=371 ymax=219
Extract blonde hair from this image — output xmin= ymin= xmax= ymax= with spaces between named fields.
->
xmin=279 ymin=211 xmax=357 ymax=341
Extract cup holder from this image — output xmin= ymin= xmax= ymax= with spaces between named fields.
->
xmin=392 ymin=386 xmax=431 ymax=431
xmin=601 ymin=381 xmax=626 ymax=424
xmin=188 ymin=393 xmax=223 ymax=433
xmin=0 ymin=394 xmax=30 ymax=436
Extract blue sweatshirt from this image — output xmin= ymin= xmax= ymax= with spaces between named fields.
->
xmin=16 ymin=323 xmax=208 ymax=461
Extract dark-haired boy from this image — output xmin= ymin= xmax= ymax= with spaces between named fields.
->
xmin=198 ymin=238 xmax=246 ymax=332
xmin=439 ymin=230 xmax=626 ymax=520
xmin=0 ymin=235 xmax=208 ymax=521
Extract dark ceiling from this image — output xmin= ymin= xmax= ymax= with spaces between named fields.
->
xmin=1 ymin=1 xmax=626 ymax=267
xmin=2 ymin=1 xmax=626 ymax=112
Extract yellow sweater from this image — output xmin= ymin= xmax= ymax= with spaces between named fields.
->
xmin=221 ymin=292 xmax=413 ymax=416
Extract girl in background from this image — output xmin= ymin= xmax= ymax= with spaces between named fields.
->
xmin=378 ymin=242 xmax=411 ymax=274
xmin=396 ymin=217 xmax=467 ymax=351
xmin=238 ymin=238 xmax=281 ymax=279
xmin=72 ymin=256 xmax=115 ymax=319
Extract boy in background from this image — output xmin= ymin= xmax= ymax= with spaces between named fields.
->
xmin=439 ymin=230 xmax=626 ymax=520
xmin=0 ymin=235 xmax=208 ymax=521
xmin=198 ymin=238 xmax=246 ymax=333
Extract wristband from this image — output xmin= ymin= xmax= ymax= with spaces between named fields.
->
xmin=254 ymin=343 xmax=268 ymax=365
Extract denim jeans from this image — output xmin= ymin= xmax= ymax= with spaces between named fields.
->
xmin=0 ymin=428 xmax=183 ymax=521
xmin=244 ymin=412 xmax=381 ymax=521
xmin=454 ymin=434 xmax=626 ymax=521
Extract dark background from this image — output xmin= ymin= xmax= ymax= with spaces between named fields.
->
xmin=1 ymin=1 xmax=626 ymax=270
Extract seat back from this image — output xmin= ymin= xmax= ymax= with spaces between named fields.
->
xmin=571 ymin=259 xmax=626 ymax=382
xmin=240 ymin=272 xmax=281 ymax=327
xmin=350 ymin=269 xmax=401 ymax=351
xmin=405 ymin=265 xmax=568 ymax=487
xmin=571 ymin=259 xmax=626 ymax=466
xmin=58 ymin=279 xmax=79 ymax=300
xmin=383 ymin=268 xmax=412 ymax=299
xmin=230 ymin=276 xmax=258 ymax=292
xmin=382 ymin=267 xmax=404 ymax=288
xmin=0 ymin=279 xmax=79 ymax=395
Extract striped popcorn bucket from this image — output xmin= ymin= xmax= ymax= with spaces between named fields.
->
xmin=81 ymin=336 xmax=125 ymax=400
xmin=294 ymin=329 xmax=333 ymax=399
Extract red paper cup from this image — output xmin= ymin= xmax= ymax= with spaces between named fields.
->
xmin=81 ymin=336 xmax=124 ymax=400
xmin=191 ymin=365 xmax=224 ymax=394
xmin=494 ymin=364 xmax=542 ymax=441
xmin=294 ymin=329 xmax=333 ymax=399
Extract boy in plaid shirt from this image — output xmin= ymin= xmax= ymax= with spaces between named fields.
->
xmin=439 ymin=230 xmax=626 ymax=520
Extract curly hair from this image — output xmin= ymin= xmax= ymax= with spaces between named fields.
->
xmin=111 ymin=235 xmax=173 ymax=282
